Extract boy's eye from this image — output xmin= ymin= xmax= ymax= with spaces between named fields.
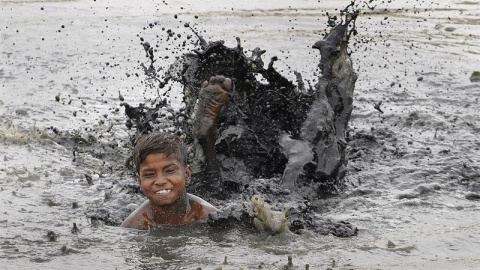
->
xmin=143 ymin=174 xmax=154 ymax=178
xmin=165 ymin=170 xmax=175 ymax=174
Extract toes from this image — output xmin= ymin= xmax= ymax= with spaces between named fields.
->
xmin=222 ymin=78 xmax=232 ymax=92
xmin=202 ymin=80 xmax=209 ymax=88
xmin=206 ymin=75 xmax=232 ymax=92
xmin=208 ymin=75 xmax=225 ymax=85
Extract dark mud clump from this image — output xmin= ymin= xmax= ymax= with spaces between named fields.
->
xmin=176 ymin=40 xmax=315 ymax=194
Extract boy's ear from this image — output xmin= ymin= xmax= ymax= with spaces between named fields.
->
xmin=185 ymin=165 xmax=191 ymax=185
xmin=136 ymin=174 xmax=142 ymax=185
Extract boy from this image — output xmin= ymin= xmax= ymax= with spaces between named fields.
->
xmin=122 ymin=76 xmax=231 ymax=228
xmin=121 ymin=132 xmax=218 ymax=229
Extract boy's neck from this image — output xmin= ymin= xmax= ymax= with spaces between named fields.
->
xmin=148 ymin=193 xmax=191 ymax=225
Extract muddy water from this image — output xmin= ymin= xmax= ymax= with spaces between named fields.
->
xmin=1 ymin=0 xmax=480 ymax=269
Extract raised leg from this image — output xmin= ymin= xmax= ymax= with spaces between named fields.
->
xmin=192 ymin=75 xmax=232 ymax=189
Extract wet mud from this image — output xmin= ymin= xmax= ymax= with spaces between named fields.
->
xmin=1 ymin=0 xmax=480 ymax=269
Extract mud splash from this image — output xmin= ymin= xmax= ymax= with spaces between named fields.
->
xmin=126 ymin=2 xmax=359 ymax=196
xmin=111 ymin=2 xmax=365 ymax=237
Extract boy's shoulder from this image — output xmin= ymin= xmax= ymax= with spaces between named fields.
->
xmin=187 ymin=193 xmax=218 ymax=219
xmin=120 ymin=194 xmax=217 ymax=229
xmin=120 ymin=199 xmax=151 ymax=229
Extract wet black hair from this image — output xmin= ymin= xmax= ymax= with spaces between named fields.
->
xmin=133 ymin=132 xmax=187 ymax=174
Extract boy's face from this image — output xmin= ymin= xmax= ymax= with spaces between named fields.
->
xmin=137 ymin=152 xmax=191 ymax=207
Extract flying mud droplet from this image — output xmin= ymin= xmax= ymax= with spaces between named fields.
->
xmin=118 ymin=91 xmax=124 ymax=101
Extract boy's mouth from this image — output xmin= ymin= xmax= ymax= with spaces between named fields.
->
xmin=155 ymin=189 xmax=172 ymax=195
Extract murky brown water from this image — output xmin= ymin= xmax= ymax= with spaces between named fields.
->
xmin=1 ymin=0 xmax=480 ymax=269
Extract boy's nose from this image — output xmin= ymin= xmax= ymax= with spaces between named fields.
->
xmin=153 ymin=175 xmax=168 ymax=185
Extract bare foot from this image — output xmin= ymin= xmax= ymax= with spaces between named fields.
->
xmin=193 ymin=75 xmax=232 ymax=139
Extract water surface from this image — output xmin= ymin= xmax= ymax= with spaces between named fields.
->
xmin=1 ymin=0 xmax=480 ymax=269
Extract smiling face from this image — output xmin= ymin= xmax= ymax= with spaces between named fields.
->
xmin=137 ymin=152 xmax=191 ymax=207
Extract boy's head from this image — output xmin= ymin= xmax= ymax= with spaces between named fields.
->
xmin=133 ymin=132 xmax=187 ymax=174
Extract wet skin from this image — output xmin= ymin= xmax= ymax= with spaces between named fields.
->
xmin=121 ymin=153 xmax=217 ymax=229
xmin=193 ymin=75 xmax=232 ymax=183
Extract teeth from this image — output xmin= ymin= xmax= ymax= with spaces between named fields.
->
xmin=156 ymin=190 xmax=171 ymax=194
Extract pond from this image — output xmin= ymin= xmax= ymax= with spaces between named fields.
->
xmin=1 ymin=0 xmax=480 ymax=269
